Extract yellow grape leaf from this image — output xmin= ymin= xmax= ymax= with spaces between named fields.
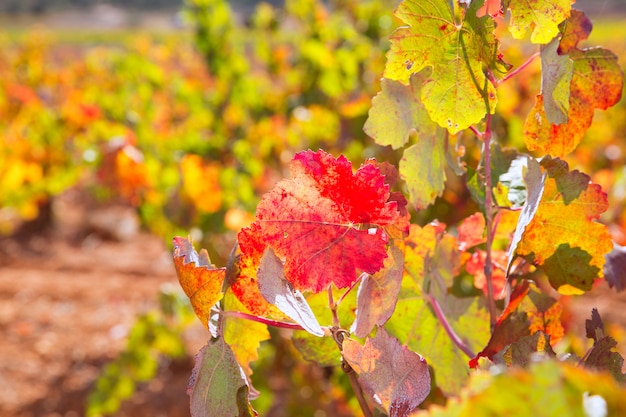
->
xmin=223 ymin=289 xmax=270 ymax=378
xmin=172 ymin=237 xmax=225 ymax=329
xmin=515 ymin=158 xmax=613 ymax=293
xmin=540 ymin=37 xmax=573 ymax=125
xmin=506 ymin=0 xmax=573 ymax=44
xmin=180 ymin=154 xmax=223 ymax=213
xmin=384 ymin=0 xmax=503 ymax=133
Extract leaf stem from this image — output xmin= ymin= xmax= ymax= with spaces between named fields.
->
xmin=424 ymin=292 xmax=475 ymax=358
xmin=344 ymin=362 xmax=374 ymax=417
xmin=499 ymin=51 xmax=540 ymax=84
xmin=220 ymin=310 xmax=305 ymax=331
xmin=482 ymin=113 xmax=498 ymax=330
xmin=328 ymin=286 xmax=340 ymax=328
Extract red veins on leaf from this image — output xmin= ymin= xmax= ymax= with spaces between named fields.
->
xmin=240 ymin=149 xmax=406 ymax=293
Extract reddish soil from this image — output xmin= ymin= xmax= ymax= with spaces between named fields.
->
xmin=0 ymin=195 xmax=206 ymax=417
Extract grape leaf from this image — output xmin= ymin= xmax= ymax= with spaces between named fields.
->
xmin=222 ymin=290 xmax=270 ymax=378
xmin=457 ymin=212 xmax=485 ymax=251
xmin=505 ymin=0 xmax=572 ymax=44
xmin=477 ymin=0 xmax=502 ymax=18
xmin=500 ymin=332 xmax=556 ymax=368
xmin=604 ymin=244 xmax=626 ymax=292
xmin=172 ymin=237 xmax=225 ymax=329
xmin=524 ymin=48 xmax=623 ymax=157
xmin=540 ymin=37 xmax=573 ymax=124
xmin=244 ymin=149 xmax=403 ymax=293
xmin=342 ymin=328 xmax=431 ymax=417
xmin=558 ymin=9 xmax=592 ymax=55
xmin=386 ymin=224 xmax=490 ymax=394
xmin=470 ymin=282 xmax=563 ymax=367
xmin=363 ymin=71 xmax=449 ymax=210
xmin=187 ymin=337 xmax=257 ymax=417
xmin=384 ymin=0 xmax=502 ymax=133
xmin=583 ymin=309 xmax=626 ymax=383
xmin=256 ymin=248 xmax=324 ymax=336
xmin=352 ymin=243 xmax=404 ymax=338
xmin=514 ymin=158 xmax=612 ymax=293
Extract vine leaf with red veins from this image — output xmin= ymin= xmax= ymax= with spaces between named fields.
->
xmin=512 ymin=157 xmax=612 ymax=294
xmin=524 ymin=10 xmax=624 ymax=157
xmin=243 ymin=149 xmax=405 ymax=293
xmin=384 ymin=0 xmax=507 ymax=133
xmin=342 ymin=328 xmax=431 ymax=417
xmin=257 ymin=248 xmax=324 ymax=336
xmin=172 ymin=237 xmax=225 ymax=330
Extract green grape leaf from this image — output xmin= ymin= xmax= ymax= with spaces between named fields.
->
xmin=386 ymin=224 xmax=490 ymax=395
xmin=505 ymin=0 xmax=572 ymax=44
xmin=540 ymin=37 xmax=573 ymax=124
xmin=524 ymin=48 xmax=623 ymax=157
xmin=384 ymin=0 xmax=501 ymax=133
xmin=188 ymin=337 xmax=257 ymax=417
xmin=257 ymin=248 xmax=324 ymax=336
xmin=352 ymin=243 xmax=404 ymax=338
xmin=364 ymin=71 xmax=451 ymax=210
xmin=501 ymin=332 xmax=557 ymax=368
xmin=342 ymin=328 xmax=431 ymax=416
xmin=172 ymin=237 xmax=225 ymax=329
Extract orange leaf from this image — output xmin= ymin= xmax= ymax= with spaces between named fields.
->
xmin=172 ymin=237 xmax=225 ymax=329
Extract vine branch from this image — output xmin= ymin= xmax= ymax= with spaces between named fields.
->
xmin=482 ymin=113 xmax=498 ymax=329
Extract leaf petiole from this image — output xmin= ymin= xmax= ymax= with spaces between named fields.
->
xmin=219 ymin=310 xmax=306 ymax=331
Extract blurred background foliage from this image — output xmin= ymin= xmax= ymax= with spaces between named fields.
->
xmin=1 ymin=0 xmax=625 ymax=415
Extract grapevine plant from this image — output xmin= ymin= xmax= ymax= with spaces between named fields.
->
xmin=173 ymin=1 xmax=626 ymax=416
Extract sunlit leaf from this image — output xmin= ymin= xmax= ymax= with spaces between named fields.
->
xmin=342 ymin=328 xmax=430 ymax=416
xmin=558 ymin=9 xmax=592 ymax=55
xmin=457 ymin=213 xmax=485 ymax=251
xmin=384 ymin=0 xmax=503 ymax=133
xmin=244 ymin=149 xmax=404 ymax=293
xmin=514 ymin=158 xmax=612 ymax=293
xmin=222 ymin=290 xmax=270 ymax=378
xmin=524 ymin=48 xmax=623 ymax=157
xmin=187 ymin=337 xmax=257 ymax=417
xmin=172 ymin=237 xmax=225 ymax=329
xmin=505 ymin=0 xmax=572 ymax=44
xmin=257 ymin=248 xmax=324 ymax=336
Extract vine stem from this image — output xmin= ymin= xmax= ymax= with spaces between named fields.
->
xmin=482 ymin=113 xmax=498 ymax=330
xmin=424 ymin=293 xmax=475 ymax=358
xmin=498 ymin=51 xmax=540 ymax=85
xmin=345 ymin=365 xmax=373 ymax=417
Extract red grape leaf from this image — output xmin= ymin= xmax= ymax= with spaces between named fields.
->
xmin=465 ymin=249 xmax=507 ymax=299
xmin=604 ymin=244 xmax=626 ymax=293
xmin=245 ymin=149 xmax=404 ymax=293
xmin=558 ymin=9 xmax=592 ymax=55
xmin=342 ymin=328 xmax=431 ymax=416
xmin=172 ymin=237 xmax=225 ymax=329
xmin=352 ymin=243 xmax=404 ymax=338
xmin=457 ymin=212 xmax=485 ymax=251
xmin=384 ymin=0 xmax=504 ymax=133
xmin=505 ymin=0 xmax=572 ymax=44
xmin=187 ymin=337 xmax=257 ymax=417
xmin=256 ymin=248 xmax=324 ymax=336
xmin=514 ymin=158 xmax=612 ymax=294
xmin=477 ymin=0 xmax=502 ymax=18
xmin=524 ymin=48 xmax=623 ymax=157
